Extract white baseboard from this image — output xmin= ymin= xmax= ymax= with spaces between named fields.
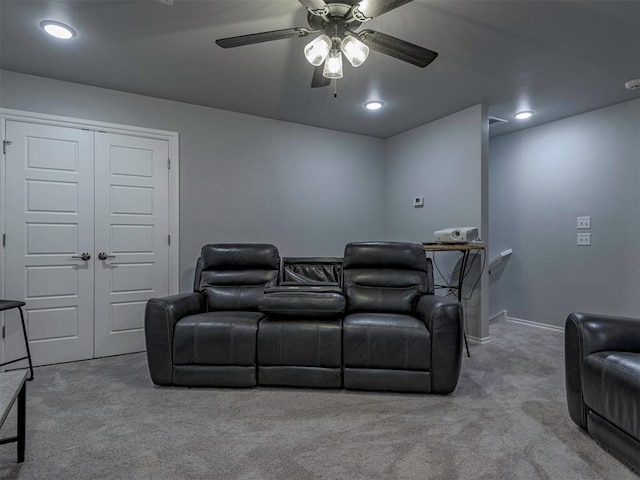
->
xmin=506 ymin=315 xmax=564 ymax=332
xmin=490 ymin=310 xmax=508 ymax=323
xmin=467 ymin=334 xmax=491 ymax=345
xmin=470 ymin=311 xmax=563 ymax=348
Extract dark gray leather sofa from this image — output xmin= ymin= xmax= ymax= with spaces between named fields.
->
xmin=565 ymin=312 xmax=640 ymax=473
xmin=145 ymin=242 xmax=464 ymax=394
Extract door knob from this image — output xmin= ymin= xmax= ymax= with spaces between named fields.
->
xmin=72 ymin=252 xmax=91 ymax=261
xmin=98 ymin=252 xmax=116 ymax=260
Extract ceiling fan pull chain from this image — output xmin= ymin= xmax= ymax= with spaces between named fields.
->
xmin=334 ymin=80 xmax=338 ymax=98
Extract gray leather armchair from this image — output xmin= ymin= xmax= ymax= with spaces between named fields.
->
xmin=565 ymin=312 xmax=640 ymax=473
xmin=145 ymin=243 xmax=280 ymax=387
xmin=341 ymin=242 xmax=464 ymax=393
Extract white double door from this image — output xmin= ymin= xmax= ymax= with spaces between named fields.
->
xmin=4 ymin=121 xmax=169 ymax=366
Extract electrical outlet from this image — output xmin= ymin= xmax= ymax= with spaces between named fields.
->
xmin=577 ymin=216 xmax=591 ymax=229
xmin=577 ymin=233 xmax=591 ymax=246
xmin=413 ymin=196 xmax=424 ymax=207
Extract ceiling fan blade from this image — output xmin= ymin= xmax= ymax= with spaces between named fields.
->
xmin=298 ymin=0 xmax=330 ymax=16
xmin=311 ymin=65 xmax=331 ymax=88
xmin=358 ymin=30 xmax=438 ymax=68
xmin=351 ymin=0 xmax=413 ymax=21
xmin=216 ymin=28 xmax=310 ymax=49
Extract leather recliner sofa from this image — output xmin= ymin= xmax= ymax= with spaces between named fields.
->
xmin=565 ymin=312 xmax=640 ymax=473
xmin=145 ymin=242 xmax=464 ymax=394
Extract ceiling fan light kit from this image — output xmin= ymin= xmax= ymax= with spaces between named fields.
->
xmin=304 ymin=34 xmax=332 ymax=66
xmin=340 ymin=35 xmax=369 ymax=67
xmin=215 ymin=0 xmax=438 ymax=89
xmin=323 ymin=50 xmax=344 ymax=79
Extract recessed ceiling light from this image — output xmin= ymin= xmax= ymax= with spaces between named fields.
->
xmin=364 ymin=101 xmax=384 ymax=111
xmin=40 ymin=20 xmax=76 ymax=39
xmin=513 ymin=111 xmax=534 ymax=120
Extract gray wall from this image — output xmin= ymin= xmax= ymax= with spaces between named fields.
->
xmin=1 ymin=70 xmax=490 ymax=332
xmin=0 ymin=70 xmax=387 ymax=291
xmin=489 ymin=99 xmax=640 ymax=327
xmin=385 ymin=104 xmax=490 ymax=340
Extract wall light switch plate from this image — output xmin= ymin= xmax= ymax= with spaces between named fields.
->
xmin=413 ymin=196 xmax=424 ymax=207
xmin=577 ymin=233 xmax=591 ymax=246
xmin=577 ymin=216 xmax=591 ymax=229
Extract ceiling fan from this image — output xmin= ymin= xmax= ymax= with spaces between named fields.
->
xmin=215 ymin=0 xmax=438 ymax=88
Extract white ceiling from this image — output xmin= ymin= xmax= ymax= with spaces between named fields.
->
xmin=1 ymin=0 xmax=639 ymax=138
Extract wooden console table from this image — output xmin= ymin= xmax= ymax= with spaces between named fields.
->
xmin=0 ymin=370 xmax=28 ymax=462
xmin=422 ymin=242 xmax=486 ymax=357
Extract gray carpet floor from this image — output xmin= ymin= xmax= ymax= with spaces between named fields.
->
xmin=0 ymin=319 xmax=637 ymax=480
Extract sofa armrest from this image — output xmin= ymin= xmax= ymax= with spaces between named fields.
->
xmin=564 ymin=312 xmax=640 ymax=429
xmin=415 ymin=294 xmax=463 ymax=394
xmin=144 ymin=292 xmax=205 ymax=385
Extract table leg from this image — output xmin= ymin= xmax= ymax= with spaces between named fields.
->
xmin=18 ymin=307 xmax=34 ymax=381
xmin=17 ymin=382 xmax=26 ymax=462
xmin=458 ymin=251 xmax=471 ymax=357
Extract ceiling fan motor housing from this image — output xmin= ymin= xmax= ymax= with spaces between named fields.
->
xmin=307 ymin=3 xmax=362 ymax=31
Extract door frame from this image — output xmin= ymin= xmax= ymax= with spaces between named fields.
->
xmin=0 ymin=108 xmax=180 ymax=366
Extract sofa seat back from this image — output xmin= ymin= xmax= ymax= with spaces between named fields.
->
xmin=280 ymin=257 xmax=343 ymax=286
xmin=196 ymin=243 xmax=280 ymax=311
xmin=343 ymin=242 xmax=433 ymax=315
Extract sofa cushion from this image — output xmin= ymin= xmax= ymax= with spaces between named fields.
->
xmin=258 ymin=318 xmax=342 ymax=368
xmin=173 ymin=311 xmax=264 ymax=366
xmin=583 ymin=351 xmax=640 ymax=440
xmin=343 ymin=313 xmax=431 ymax=371
xmin=281 ymin=257 xmax=342 ymax=286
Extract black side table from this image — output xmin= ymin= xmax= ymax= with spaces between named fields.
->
xmin=423 ymin=243 xmax=486 ymax=358
xmin=0 ymin=300 xmax=34 ymax=381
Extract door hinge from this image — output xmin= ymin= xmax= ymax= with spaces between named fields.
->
xmin=2 ymin=233 xmax=5 ymax=247
xmin=168 ymin=234 xmax=171 ymax=245
xmin=167 ymin=158 xmax=171 ymax=169
xmin=2 ymin=140 xmax=12 ymax=155
xmin=2 ymin=325 xmax=5 ymax=339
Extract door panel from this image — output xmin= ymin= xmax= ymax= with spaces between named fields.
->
xmin=93 ymin=133 xmax=169 ymax=357
xmin=4 ymin=121 xmax=95 ymax=366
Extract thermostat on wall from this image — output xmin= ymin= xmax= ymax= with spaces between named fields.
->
xmin=413 ymin=196 xmax=424 ymax=207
